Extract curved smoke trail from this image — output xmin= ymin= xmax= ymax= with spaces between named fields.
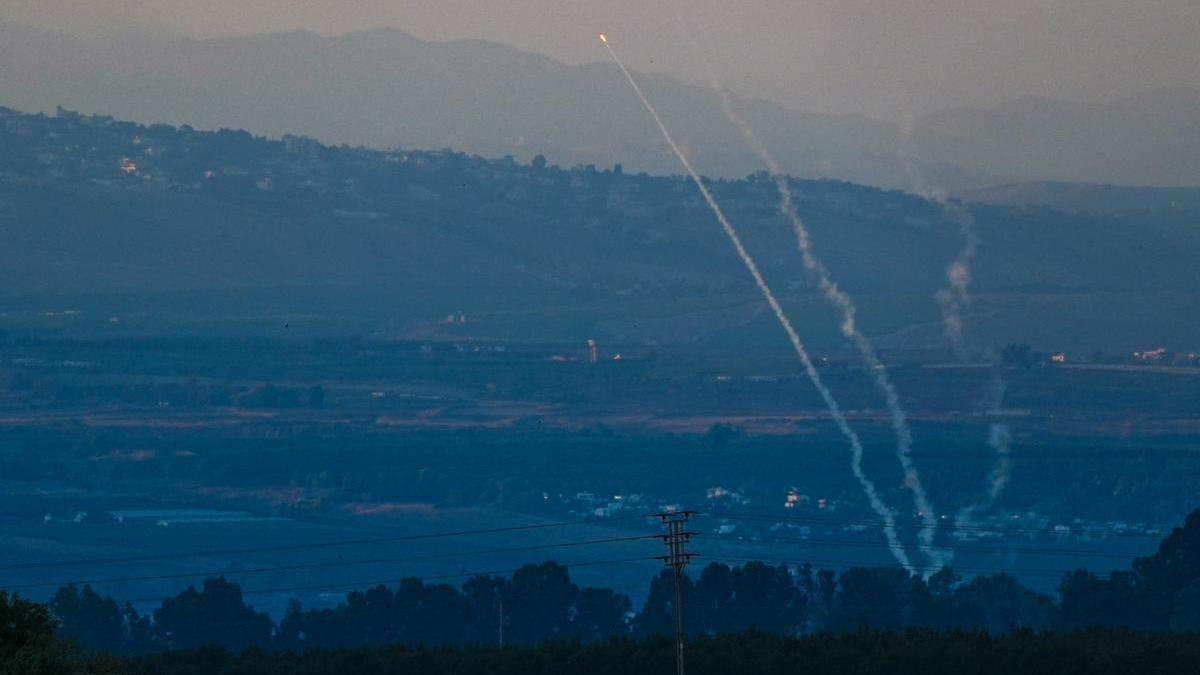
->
xmin=897 ymin=122 xmax=1012 ymax=532
xmin=955 ymin=387 xmax=1012 ymax=530
xmin=600 ymin=33 xmax=914 ymax=572
xmin=670 ymin=14 xmax=945 ymax=572
xmin=932 ymin=200 xmax=979 ymax=363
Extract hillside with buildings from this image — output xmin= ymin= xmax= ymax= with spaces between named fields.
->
xmin=2 ymin=106 xmax=1199 ymax=355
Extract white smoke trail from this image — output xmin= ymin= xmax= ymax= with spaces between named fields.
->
xmin=932 ymin=199 xmax=979 ymax=362
xmin=956 ymin=423 xmax=1012 ymax=530
xmin=600 ymin=33 xmax=914 ymax=572
xmin=897 ymin=122 xmax=1013 ymax=530
xmin=897 ymin=120 xmax=979 ymax=356
xmin=669 ymin=16 xmax=945 ymax=573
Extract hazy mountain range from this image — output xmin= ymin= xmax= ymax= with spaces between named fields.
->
xmin=1 ymin=22 xmax=1197 ymax=191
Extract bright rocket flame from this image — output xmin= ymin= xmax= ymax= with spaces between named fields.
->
xmin=599 ymin=33 xmax=608 ymax=43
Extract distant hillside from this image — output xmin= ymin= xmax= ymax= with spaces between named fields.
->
xmin=2 ymin=107 xmax=1199 ymax=352
xmin=913 ymin=89 xmax=1200 ymax=188
xmin=6 ymin=23 xmax=1199 ymax=191
xmin=0 ymin=22 xmax=933 ymax=189
xmin=956 ymin=182 xmax=1200 ymax=218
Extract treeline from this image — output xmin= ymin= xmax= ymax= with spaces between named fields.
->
xmin=112 ymin=631 xmax=1200 ymax=675
xmin=30 ymin=508 xmax=1200 ymax=658
xmin=10 ymin=605 xmax=1200 ymax=675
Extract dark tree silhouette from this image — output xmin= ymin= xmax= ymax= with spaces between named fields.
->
xmin=830 ymin=567 xmax=912 ymax=632
xmin=29 ymin=508 xmax=1200 ymax=660
xmin=49 ymin=585 xmax=126 ymax=655
xmin=634 ymin=568 xmax=696 ymax=638
xmin=0 ymin=591 xmax=58 ymax=660
xmin=503 ymin=562 xmax=577 ymax=644
xmin=152 ymin=577 xmax=273 ymax=652
xmin=462 ymin=574 xmax=507 ymax=646
xmin=572 ymin=587 xmax=631 ymax=641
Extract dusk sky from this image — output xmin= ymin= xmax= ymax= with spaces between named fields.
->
xmin=3 ymin=0 xmax=1198 ymax=121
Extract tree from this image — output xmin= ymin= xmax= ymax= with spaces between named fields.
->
xmin=693 ymin=563 xmax=735 ymax=635
xmin=814 ymin=568 xmax=837 ymax=626
xmin=503 ymin=562 xmax=578 ymax=644
xmin=953 ymin=573 xmax=1058 ymax=632
xmin=692 ymin=562 xmax=805 ymax=636
xmin=462 ymin=575 xmax=508 ymax=646
xmin=0 ymin=591 xmax=79 ymax=674
xmin=730 ymin=562 xmax=806 ymax=635
xmin=153 ymin=577 xmax=273 ymax=652
xmin=909 ymin=567 xmax=960 ymax=629
xmin=1170 ymin=578 xmax=1200 ymax=632
xmin=572 ymin=587 xmax=631 ymax=641
xmin=0 ymin=592 xmax=58 ymax=660
xmin=1135 ymin=507 xmax=1200 ymax=629
xmin=398 ymin=580 xmax=471 ymax=646
xmin=122 ymin=602 xmax=155 ymax=654
xmin=1058 ymin=570 xmax=1145 ymax=630
xmin=49 ymin=584 xmax=127 ymax=655
xmin=634 ymin=569 xmax=695 ymax=638
xmin=829 ymin=567 xmax=912 ymax=632
xmin=274 ymin=599 xmax=308 ymax=652
xmin=345 ymin=583 xmax=400 ymax=647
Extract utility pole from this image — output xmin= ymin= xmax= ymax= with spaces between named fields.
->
xmin=497 ymin=593 xmax=504 ymax=648
xmin=655 ymin=510 xmax=697 ymax=675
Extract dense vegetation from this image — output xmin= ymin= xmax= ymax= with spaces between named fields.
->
xmin=117 ymin=631 xmax=1200 ymax=675
xmin=9 ymin=602 xmax=1200 ymax=674
xmin=0 ymin=508 xmax=1189 ymax=666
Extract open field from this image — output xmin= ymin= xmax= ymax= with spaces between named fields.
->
xmin=2 ymin=335 xmax=1196 ymax=608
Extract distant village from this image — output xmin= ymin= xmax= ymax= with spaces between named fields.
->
xmin=549 ymin=484 xmax=1164 ymax=544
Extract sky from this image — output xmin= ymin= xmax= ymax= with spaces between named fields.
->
xmin=2 ymin=0 xmax=1198 ymax=122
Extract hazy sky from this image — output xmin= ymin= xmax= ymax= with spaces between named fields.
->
xmin=3 ymin=0 xmax=1198 ymax=121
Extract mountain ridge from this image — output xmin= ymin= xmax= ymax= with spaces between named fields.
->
xmin=5 ymin=21 xmax=1197 ymax=189
xmin=0 ymin=23 xmax=977 ymax=191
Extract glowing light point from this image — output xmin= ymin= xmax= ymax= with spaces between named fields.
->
xmin=599 ymin=33 xmax=608 ymax=44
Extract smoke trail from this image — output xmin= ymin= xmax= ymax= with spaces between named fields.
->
xmin=956 ymin=423 xmax=1012 ymax=529
xmin=932 ymin=199 xmax=979 ymax=362
xmin=600 ymin=33 xmax=913 ymax=572
xmin=897 ymin=122 xmax=1013 ymax=529
xmin=897 ymin=120 xmax=979 ymax=357
xmin=669 ymin=16 xmax=945 ymax=572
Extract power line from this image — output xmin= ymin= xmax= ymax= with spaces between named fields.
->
xmin=2 ymin=510 xmax=1175 ymax=575
xmin=688 ymin=552 xmax=1110 ymax=580
xmin=2 ymin=535 xmax=658 ymax=592
xmin=704 ymin=511 xmax=1168 ymax=540
xmin=9 ymin=530 xmax=1143 ymax=595
xmin=4 ymin=507 xmax=1167 ymax=599
xmin=704 ymin=533 xmax=1155 ymax=561
xmin=0 ymin=513 xmax=653 ymax=571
